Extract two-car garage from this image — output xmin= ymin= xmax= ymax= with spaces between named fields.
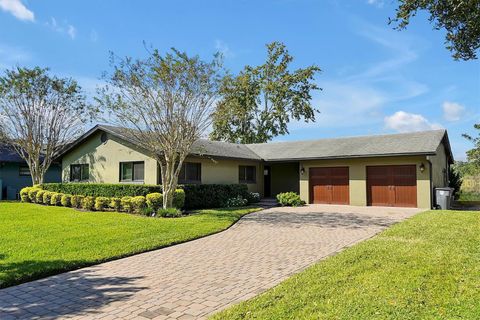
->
xmin=309 ymin=165 xmax=418 ymax=208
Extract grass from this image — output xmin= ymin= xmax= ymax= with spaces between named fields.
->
xmin=212 ymin=210 xmax=480 ymax=320
xmin=0 ymin=202 xmax=260 ymax=289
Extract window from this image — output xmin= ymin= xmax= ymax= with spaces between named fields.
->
xmin=70 ymin=164 xmax=89 ymax=182
xmin=239 ymin=165 xmax=256 ymax=183
xmin=179 ymin=162 xmax=201 ymax=183
xmin=19 ymin=166 xmax=30 ymax=176
xmin=120 ymin=161 xmax=145 ymax=182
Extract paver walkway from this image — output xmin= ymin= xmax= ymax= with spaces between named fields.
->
xmin=0 ymin=205 xmax=421 ymax=320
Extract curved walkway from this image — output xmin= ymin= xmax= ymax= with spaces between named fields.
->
xmin=0 ymin=205 xmax=421 ymax=320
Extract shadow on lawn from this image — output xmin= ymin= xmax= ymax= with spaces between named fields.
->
xmin=0 ymin=261 xmax=146 ymax=319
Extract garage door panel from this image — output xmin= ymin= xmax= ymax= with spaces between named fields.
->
xmin=367 ymin=165 xmax=417 ymax=207
xmin=309 ymin=167 xmax=349 ymax=205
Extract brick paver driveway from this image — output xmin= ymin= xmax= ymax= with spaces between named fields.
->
xmin=0 ymin=205 xmax=422 ymax=320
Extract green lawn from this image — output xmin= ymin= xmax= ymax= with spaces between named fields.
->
xmin=212 ymin=210 xmax=480 ymax=320
xmin=0 ymin=202 xmax=260 ymax=289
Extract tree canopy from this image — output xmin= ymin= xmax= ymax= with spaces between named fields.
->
xmin=210 ymin=42 xmax=321 ymax=144
xmin=0 ymin=67 xmax=91 ymax=185
xmin=391 ymin=0 xmax=480 ymax=60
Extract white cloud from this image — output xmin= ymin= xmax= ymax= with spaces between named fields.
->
xmin=67 ymin=24 xmax=76 ymax=39
xmin=0 ymin=0 xmax=34 ymax=21
xmin=367 ymin=0 xmax=384 ymax=8
xmin=45 ymin=17 xmax=77 ymax=40
xmin=384 ymin=111 xmax=442 ymax=132
xmin=442 ymin=101 xmax=465 ymax=121
xmin=215 ymin=40 xmax=234 ymax=58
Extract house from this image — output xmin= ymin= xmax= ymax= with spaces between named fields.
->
xmin=57 ymin=125 xmax=453 ymax=209
xmin=0 ymin=144 xmax=62 ymax=200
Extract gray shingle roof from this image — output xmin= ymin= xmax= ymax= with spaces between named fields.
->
xmin=246 ymin=130 xmax=449 ymax=161
xmin=0 ymin=144 xmax=24 ymax=163
xmin=60 ymin=125 xmax=450 ymax=162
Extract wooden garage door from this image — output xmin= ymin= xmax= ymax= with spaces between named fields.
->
xmin=309 ymin=167 xmax=349 ymax=204
xmin=367 ymin=165 xmax=417 ymax=207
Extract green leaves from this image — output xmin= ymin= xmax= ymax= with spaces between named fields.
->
xmin=391 ymin=0 xmax=480 ymax=60
xmin=210 ymin=41 xmax=321 ymax=144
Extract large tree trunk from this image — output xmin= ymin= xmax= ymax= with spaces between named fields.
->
xmin=160 ymin=155 xmax=182 ymax=209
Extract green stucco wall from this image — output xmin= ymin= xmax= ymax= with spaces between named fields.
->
xmin=428 ymin=142 xmax=448 ymax=189
xmin=299 ymin=156 xmax=432 ymax=209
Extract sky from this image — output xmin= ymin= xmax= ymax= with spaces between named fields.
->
xmin=0 ymin=0 xmax=479 ymax=160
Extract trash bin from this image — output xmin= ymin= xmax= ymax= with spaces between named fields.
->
xmin=435 ymin=187 xmax=454 ymax=209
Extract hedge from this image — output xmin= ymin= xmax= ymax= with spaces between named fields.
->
xmin=40 ymin=183 xmax=250 ymax=209
xmin=40 ymin=183 xmax=162 ymax=197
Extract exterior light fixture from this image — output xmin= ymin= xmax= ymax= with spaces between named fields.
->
xmin=419 ymin=163 xmax=425 ymax=173
xmin=300 ymin=166 xmax=305 ymax=175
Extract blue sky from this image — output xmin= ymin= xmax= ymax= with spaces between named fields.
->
xmin=0 ymin=0 xmax=479 ymax=159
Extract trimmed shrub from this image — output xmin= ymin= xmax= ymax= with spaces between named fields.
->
xmin=277 ymin=192 xmax=305 ymax=207
xmin=146 ymin=193 xmax=163 ymax=211
xmin=173 ymin=189 xmax=186 ymax=209
xmin=225 ymin=195 xmax=248 ymax=207
xmin=131 ymin=196 xmax=146 ymax=213
xmin=81 ymin=196 xmax=96 ymax=211
xmin=20 ymin=187 xmax=34 ymax=202
xmin=40 ymin=183 xmax=162 ymax=198
xmin=36 ymin=190 xmax=46 ymax=203
xmin=61 ymin=194 xmax=72 ymax=207
xmin=28 ymin=188 xmax=40 ymax=203
xmin=182 ymin=184 xmax=249 ymax=209
xmin=157 ymin=207 xmax=182 ymax=218
xmin=246 ymin=192 xmax=260 ymax=203
xmin=140 ymin=207 xmax=155 ymax=217
xmin=71 ymin=195 xmax=85 ymax=208
xmin=110 ymin=197 xmax=122 ymax=211
xmin=121 ymin=196 xmax=133 ymax=213
xmin=95 ymin=197 xmax=110 ymax=211
xmin=42 ymin=191 xmax=54 ymax=205
xmin=50 ymin=193 xmax=63 ymax=206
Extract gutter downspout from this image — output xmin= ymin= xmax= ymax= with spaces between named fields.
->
xmin=427 ymin=159 xmax=434 ymax=209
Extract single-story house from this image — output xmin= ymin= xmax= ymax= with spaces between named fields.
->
xmin=0 ymin=144 xmax=62 ymax=200
xmin=57 ymin=124 xmax=453 ymax=209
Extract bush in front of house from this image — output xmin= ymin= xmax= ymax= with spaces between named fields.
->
xmin=276 ymin=192 xmax=305 ymax=207
xmin=121 ymin=196 xmax=133 ymax=213
xmin=182 ymin=184 xmax=249 ymax=209
xmin=157 ymin=207 xmax=182 ymax=218
xmin=42 ymin=191 xmax=54 ymax=205
xmin=50 ymin=193 xmax=64 ymax=206
xmin=36 ymin=190 xmax=46 ymax=203
xmin=20 ymin=187 xmax=33 ymax=202
xmin=131 ymin=196 xmax=146 ymax=213
xmin=28 ymin=188 xmax=40 ymax=203
xmin=146 ymin=193 xmax=162 ymax=210
xmin=81 ymin=196 xmax=96 ymax=211
xmin=246 ymin=192 xmax=260 ymax=203
xmin=71 ymin=195 xmax=85 ymax=208
xmin=94 ymin=197 xmax=110 ymax=211
xmin=173 ymin=189 xmax=186 ymax=209
xmin=40 ymin=183 xmax=162 ymax=197
xmin=110 ymin=197 xmax=121 ymax=211
xmin=61 ymin=194 xmax=72 ymax=207
xmin=225 ymin=195 xmax=248 ymax=207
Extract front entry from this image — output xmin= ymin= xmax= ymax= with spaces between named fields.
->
xmin=367 ymin=165 xmax=417 ymax=207
xmin=264 ymin=165 xmax=271 ymax=197
xmin=309 ymin=167 xmax=349 ymax=204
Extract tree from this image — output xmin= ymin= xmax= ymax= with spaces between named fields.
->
xmin=210 ymin=42 xmax=321 ymax=144
xmin=391 ymin=0 xmax=480 ymax=60
xmin=0 ymin=67 xmax=90 ymax=185
xmin=463 ymin=123 xmax=480 ymax=166
xmin=449 ymin=165 xmax=463 ymax=198
xmin=97 ymin=48 xmax=222 ymax=209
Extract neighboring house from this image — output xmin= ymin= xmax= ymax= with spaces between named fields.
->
xmin=0 ymin=144 xmax=62 ymax=200
xmin=57 ymin=125 xmax=454 ymax=209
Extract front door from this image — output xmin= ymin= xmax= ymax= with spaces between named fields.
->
xmin=264 ymin=166 xmax=271 ymax=197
